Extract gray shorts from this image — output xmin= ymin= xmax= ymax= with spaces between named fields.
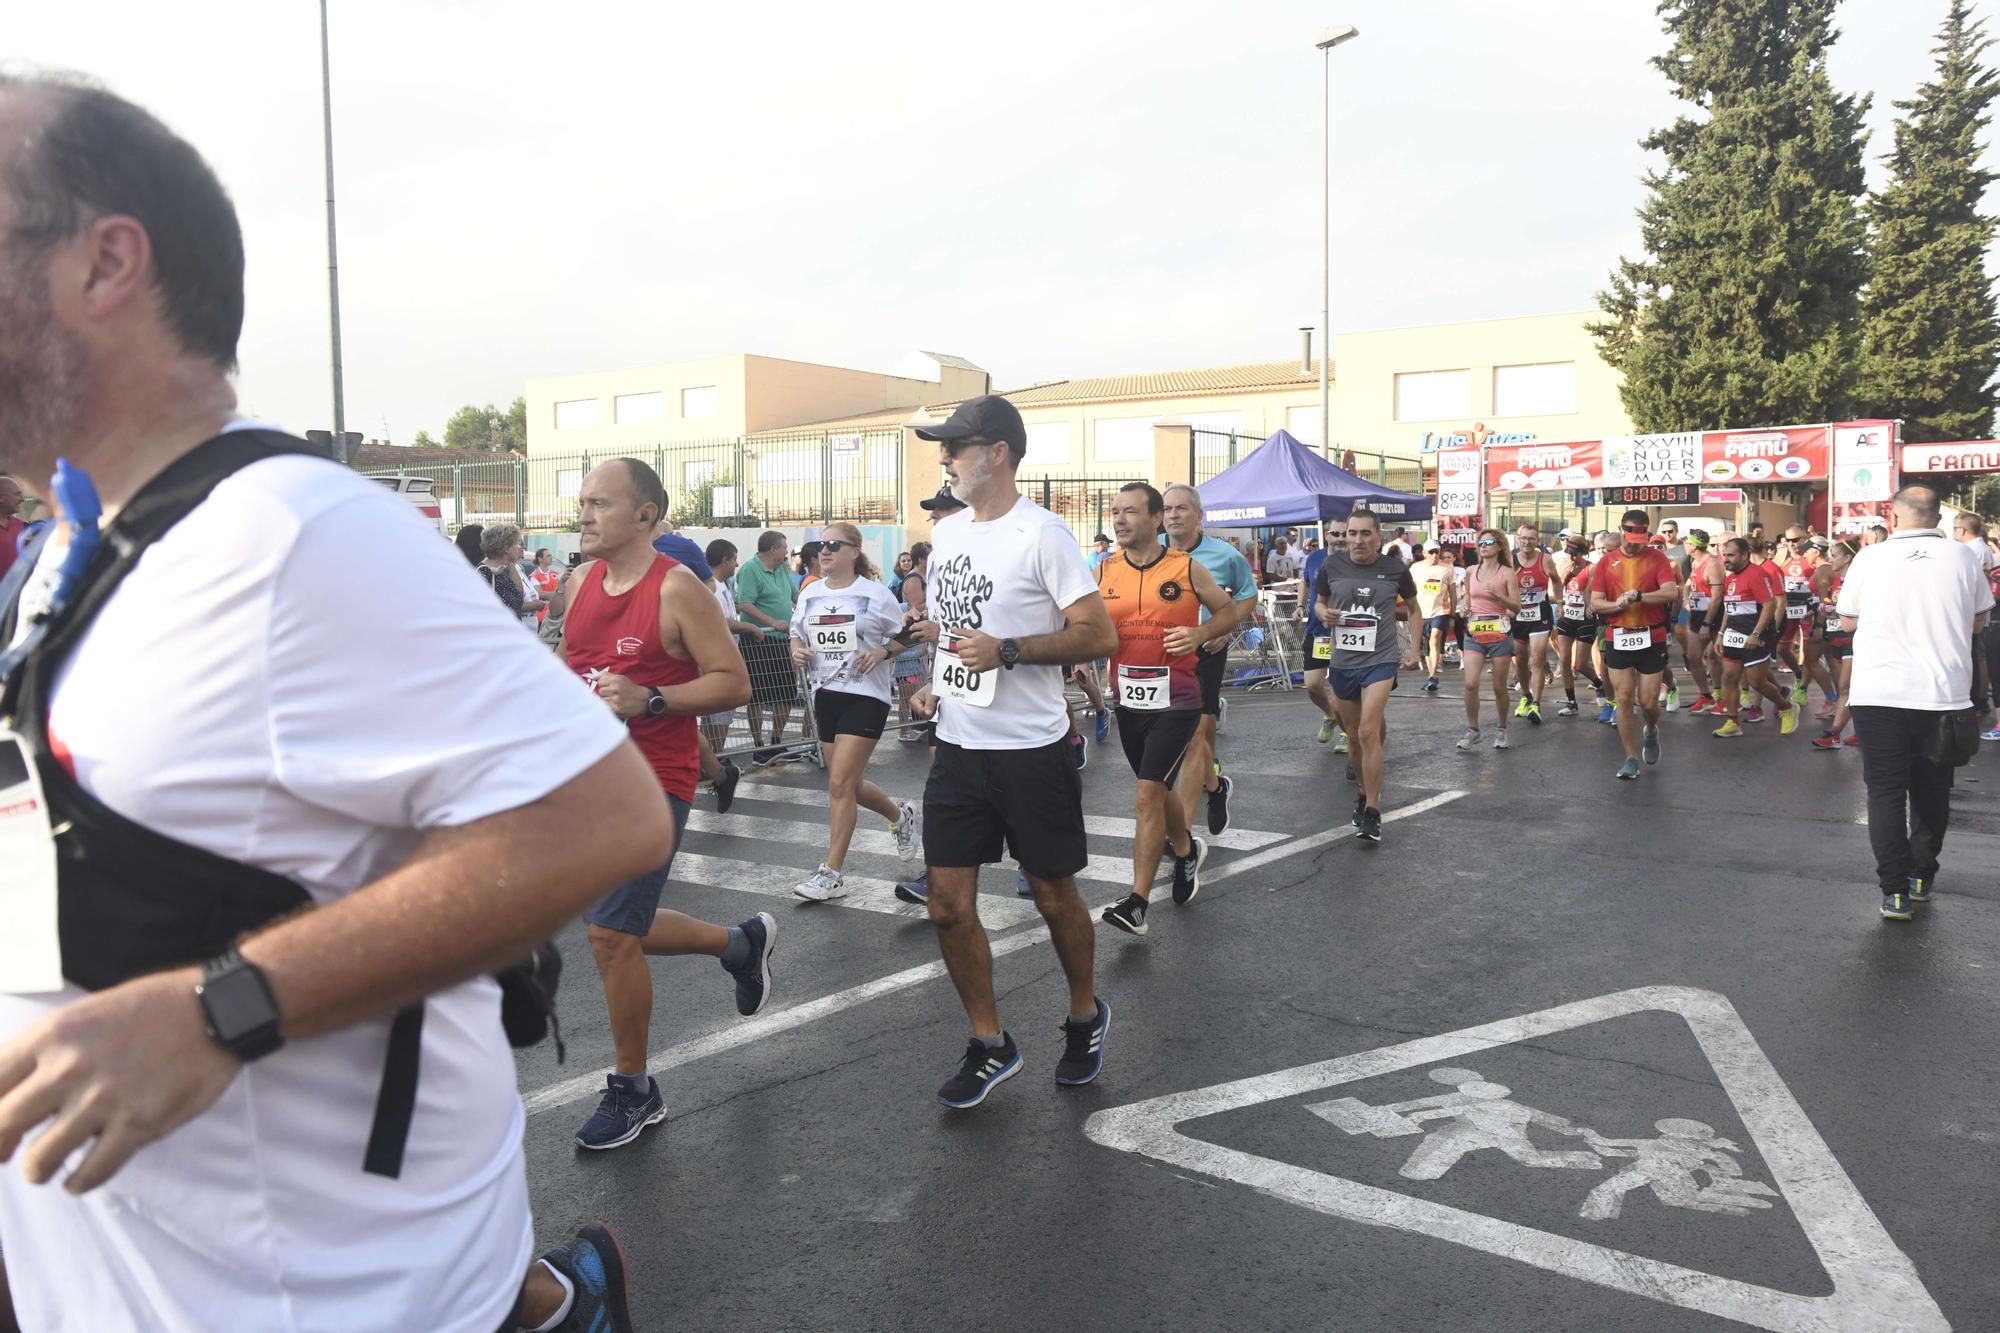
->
xmin=583 ymin=793 xmax=693 ymax=936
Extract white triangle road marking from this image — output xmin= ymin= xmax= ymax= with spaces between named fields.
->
xmin=1084 ymin=986 xmax=1946 ymax=1332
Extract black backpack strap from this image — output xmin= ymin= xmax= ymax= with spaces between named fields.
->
xmin=363 ymin=1005 xmax=425 ymax=1178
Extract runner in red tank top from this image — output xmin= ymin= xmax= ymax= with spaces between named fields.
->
xmin=1509 ymin=523 xmax=1559 ymax=724
xmin=556 ymin=458 xmax=778 ymax=1153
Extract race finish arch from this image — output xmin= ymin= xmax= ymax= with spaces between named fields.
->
xmin=1467 ymin=420 xmax=1899 ymax=537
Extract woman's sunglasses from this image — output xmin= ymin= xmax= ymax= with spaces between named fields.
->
xmin=820 ymin=540 xmax=852 ymax=553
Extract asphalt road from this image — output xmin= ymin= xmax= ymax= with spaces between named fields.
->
xmin=513 ymin=668 xmax=1999 ymax=1332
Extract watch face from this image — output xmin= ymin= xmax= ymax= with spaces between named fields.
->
xmin=203 ymin=968 xmax=275 ymax=1040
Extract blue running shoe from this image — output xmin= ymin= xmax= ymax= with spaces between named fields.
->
xmin=1094 ymin=709 xmax=1110 ymax=742
xmin=1596 ymin=703 xmax=1616 ymax=725
xmin=721 ymin=911 xmax=777 ymax=1016
xmin=538 ymin=1222 xmax=635 ymax=1332
xmin=1056 ymin=998 xmax=1112 ymax=1086
xmin=938 ymin=1034 xmax=1022 ymax=1108
xmin=575 ymin=1073 xmax=665 ymax=1151
xmin=893 ymin=868 xmax=929 ymax=905
xmin=1016 ymin=868 xmax=1033 ymax=897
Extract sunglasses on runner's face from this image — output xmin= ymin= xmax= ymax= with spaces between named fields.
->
xmin=1476 ymin=539 xmax=1497 ymax=548
xmin=819 ymin=540 xmax=851 ymax=553
xmin=1622 ymin=524 xmax=1650 ymax=535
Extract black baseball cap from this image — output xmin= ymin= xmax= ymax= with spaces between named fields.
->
xmin=919 ymin=484 xmax=967 ymax=513
xmin=914 ymin=394 xmax=1027 ymax=455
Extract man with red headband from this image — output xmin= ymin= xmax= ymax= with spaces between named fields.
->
xmin=1588 ymin=509 xmax=1681 ymax=781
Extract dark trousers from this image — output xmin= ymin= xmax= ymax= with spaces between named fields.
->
xmin=1851 ymin=706 xmax=1953 ymax=893
xmin=1982 ymin=624 xmax=2000 ymax=712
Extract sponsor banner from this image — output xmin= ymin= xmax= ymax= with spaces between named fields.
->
xmin=1436 ymin=449 xmax=1483 ymax=517
xmin=1433 ymin=526 xmax=1480 ymax=547
xmin=1829 ymin=499 xmax=1892 ymax=536
xmin=1486 ymin=424 xmax=1836 ymax=492
xmin=1831 ymin=421 xmax=1895 ymax=501
xmin=1900 ymin=440 xmax=2000 ymax=474
xmin=1698 ymin=487 xmax=1744 ymax=504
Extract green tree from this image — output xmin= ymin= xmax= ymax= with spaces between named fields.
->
xmin=1594 ymin=0 xmax=1871 ymax=431
xmin=442 ymin=398 xmax=529 ymax=452
xmin=669 ymin=473 xmax=759 ymax=528
xmin=1857 ymin=0 xmax=2000 ymax=443
xmin=410 ymin=428 xmax=439 ymax=448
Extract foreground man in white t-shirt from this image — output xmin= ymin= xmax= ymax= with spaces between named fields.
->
xmin=0 ymin=75 xmax=666 ymax=1333
xmin=906 ymin=396 xmax=1118 ymax=1109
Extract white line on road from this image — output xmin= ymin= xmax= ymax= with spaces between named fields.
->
xmin=668 ymin=849 xmax=1043 ymax=931
xmin=522 ymin=790 xmax=1466 ymax=1114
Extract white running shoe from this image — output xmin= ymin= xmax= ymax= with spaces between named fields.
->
xmin=1455 ymin=729 xmax=1481 ymax=752
xmin=893 ymin=800 xmax=922 ymax=862
xmin=1493 ymin=729 xmax=1512 ymax=750
xmin=793 ymin=864 xmax=846 ymax=901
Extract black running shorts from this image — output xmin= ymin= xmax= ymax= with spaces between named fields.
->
xmin=924 ymin=737 xmax=1088 ymax=879
xmin=1115 ymin=707 xmax=1201 ymax=785
xmin=1196 ymin=642 xmax=1228 ymax=715
xmin=1602 ymin=641 xmax=1670 ymax=675
xmin=812 ymin=688 xmax=889 ymax=741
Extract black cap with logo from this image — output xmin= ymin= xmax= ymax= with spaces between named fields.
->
xmin=913 ymin=394 xmax=1027 ymax=456
xmin=919 ymin=484 xmax=967 ymax=513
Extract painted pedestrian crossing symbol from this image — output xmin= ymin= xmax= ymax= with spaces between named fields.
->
xmin=1085 ymin=986 xmax=1947 ymax=1332
xmin=1309 ymin=1065 xmax=1779 ymax=1221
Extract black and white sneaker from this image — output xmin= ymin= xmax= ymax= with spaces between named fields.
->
xmin=721 ymin=912 xmax=777 ymax=1016
xmin=1102 ymin=893 xmax=1149 ymax=936
xmin=1055 ymin=998 xmax=1112 ymax=1086
xmin=712 ymin=758 xmax=741 ymax=813
xmin=937 ymin=1034 xmax=1022 ymax=1108
xmin=1356 ymin=807 xmax=1383 ymax=842
xmin=1206 ymin=773 xmax=1233 ymax=836
xmin=1170 ymin=837 xmax=1208 ymax=906
xmin=1351 ymin=792 xmax=1367 ymax=829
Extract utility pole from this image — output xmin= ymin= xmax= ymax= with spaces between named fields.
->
xmin=319 ymin=0 xmax=346 ymax=436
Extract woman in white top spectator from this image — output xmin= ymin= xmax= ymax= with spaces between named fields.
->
xmin=787 ymin=522 xmax=921 ymax=900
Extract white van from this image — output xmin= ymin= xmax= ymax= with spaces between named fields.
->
xmin=371 ymin=474 xmax=446 ymax=530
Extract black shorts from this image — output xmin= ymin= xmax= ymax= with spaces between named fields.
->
xmin=1602 ymin=640 xmax=1670 ymax=674
xmin=1555 ymin=618 xmax=1595 ymax=640
xmin=1196 ymin=642 xmax=1228 ymax=715
xmin=813 ymin=688 xmax=889 ymax=740
xmin=924 ymin=737 xmax=1088 ymax=880
xmin=1721 ymin=641 xmax=1773 ymax=668
xmin=1300 ymin=626 xmax=1327 ymax=670
xmin=1823 ymin=636 xmax=1853 ymax=662
xmin=741 ymin=635 xmax=799 ymax=706
xmin=1510 ymin=612 xmax=1551 ymax=641
xmin=1116 ymin=707 xmax=1201 ymax=785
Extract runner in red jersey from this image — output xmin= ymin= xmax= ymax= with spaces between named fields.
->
xmin=1705 ymin=537 xmax=1796 ymax=738
xmin=558 ymin=458 xmax=777 ymax=1152
xmin=1776 ymin=526 xmax=1835 ymax=711
xmin=1587 ymin=509 xmax=1680 ymax=780
xmin=1509 ymin=523 xmax=1559 ymax=724
xmin=1810 ymin=539 xmax=1860 ymax=748
xmin=1684 ymin=534 xmax=1726 ymax=712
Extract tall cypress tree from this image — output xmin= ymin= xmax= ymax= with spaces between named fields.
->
xmin=1594 ymin=0 xmax=1871 ymax=431
xmin=1857 ymin=0 xmax=2000 ymax=444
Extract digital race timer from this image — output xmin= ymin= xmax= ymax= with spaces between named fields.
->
xmin=1601 ymin=485 xmax=1701 ymax=506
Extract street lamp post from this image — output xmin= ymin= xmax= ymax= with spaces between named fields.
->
xmin=319 ymin=0 xmax=346 ymax=438
xmin=1315 ymin=24 xmax=1359 ymax=462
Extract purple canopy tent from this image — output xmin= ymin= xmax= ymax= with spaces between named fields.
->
xmin=1196 ymin=430 xmax=1432 ymax=526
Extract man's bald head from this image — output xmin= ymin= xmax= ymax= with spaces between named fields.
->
xmin=1892 ymin=485 xmax=1942 ymax=530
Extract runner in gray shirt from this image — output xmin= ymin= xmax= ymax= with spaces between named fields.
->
xmin=1310 ymin=507 xmax=1419 ymax=842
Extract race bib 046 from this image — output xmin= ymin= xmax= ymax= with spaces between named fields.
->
xmin=807 ymin=613 xmax=857 ymax=657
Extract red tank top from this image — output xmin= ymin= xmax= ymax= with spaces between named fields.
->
xmin=564 ymin=554 xmax=699 ymax=802
xmin=1517 ymin=554 xmax=1552 ymax=605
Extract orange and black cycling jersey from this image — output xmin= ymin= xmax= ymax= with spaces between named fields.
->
xmin=1097 ymin=545 xmax=1203 ymax=710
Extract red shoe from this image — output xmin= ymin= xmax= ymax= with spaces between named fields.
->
xmin=1811 ymin=731 xmax=1841 ymax=750
xmin=1687 ymin=695 xmax=1714 ymax=715
xmin=1845 ymin=733 xmax=1862 ymax=747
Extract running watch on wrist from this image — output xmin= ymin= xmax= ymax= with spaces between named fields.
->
xmin=196 ymin=950 xmax=284 ymax=1062
xmin=646 ymin=686 xmax=667 ymax=716
xmin=998 ymin=638 xmax=1020 ymax=670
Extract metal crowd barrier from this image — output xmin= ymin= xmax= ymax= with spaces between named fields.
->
xmin=702 ymin=633 xmax=824 ymax=770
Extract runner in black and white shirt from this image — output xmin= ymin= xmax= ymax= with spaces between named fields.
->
xmin=787 ymin=521 xmax=921 ymax=901
xmin=906 ymin=395 xmax=1118 ymax=1110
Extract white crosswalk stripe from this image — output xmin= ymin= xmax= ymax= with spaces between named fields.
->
xmin=672 ymin=780 xmax=1299 ymax=931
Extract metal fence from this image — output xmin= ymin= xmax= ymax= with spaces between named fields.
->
xmin=359 ymin=430 xmax=905 ymax=534
xmin=1026 ymin=474 xmax=1150 ymax=546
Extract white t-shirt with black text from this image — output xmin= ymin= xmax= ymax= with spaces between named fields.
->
xmin=0 ymin=451 xmax=627 ymax=1332
xmin=790 ymin=575 xmax=903 ymax=704
xmin=927 ymin=495 xmax=1099 ymax=749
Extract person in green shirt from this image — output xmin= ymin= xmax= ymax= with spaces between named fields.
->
xmin=735 ymin=530 xmax=802 ymax=759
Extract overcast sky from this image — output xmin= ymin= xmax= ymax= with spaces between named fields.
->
xmin=14 ymin=0 xmax=1992 ymax=441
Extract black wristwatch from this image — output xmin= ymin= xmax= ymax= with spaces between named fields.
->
xmin=646 ymin=686 xmax=668 ymax=716
xmin=195 ymin=949 xmax=284 ymax=1062
xmin=998 ymin=638 xmax=1021 ymax=670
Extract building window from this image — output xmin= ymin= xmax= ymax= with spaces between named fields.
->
xmin=682 ymin=385 xmax=718 ymax=418
xmin=553 ymin=398 xmax=601 ymax=430
xmin=1492 ymin=362 xmax=1577 ymax=417
xmin=759 ymin=448 xmax=820 ymax=484
xmin=1024 ymin=422 xmax=1071 ymax=466
xmin=556 ymin=467 xmax=582 ymax=498
xmin=1287 ymin=406 xmax=1323 ymax=447
xmin=684 ymin=459 xmax=716 ymax=489
xmin=1393 ymin=369 xmax=1471 ymax=423
xmin=615 ymin=391 xmax=664 ymax=424
xmin=1094 ymin=417 xmax=1156 ymax=463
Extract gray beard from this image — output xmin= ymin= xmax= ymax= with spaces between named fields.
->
xmin=0 ymin=248 xmax=91 ymax=477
